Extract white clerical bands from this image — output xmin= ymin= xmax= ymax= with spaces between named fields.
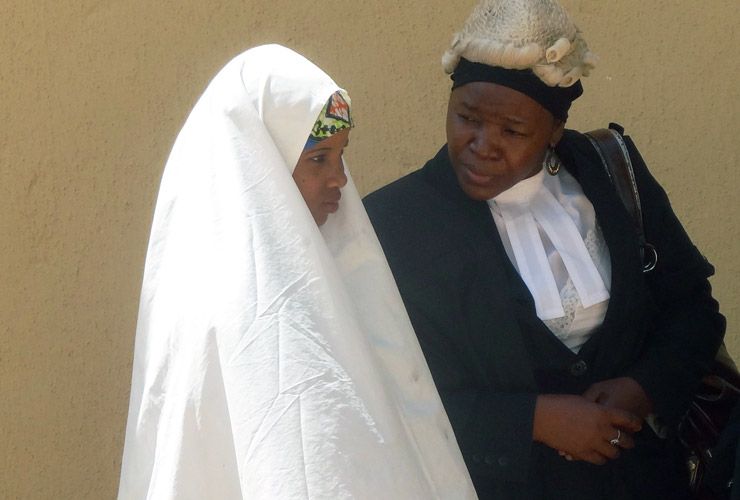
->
xmin=609 ymin=429 xmax=621 ymax=447
xmin=493 ymin=169 xmax=609 ymax=320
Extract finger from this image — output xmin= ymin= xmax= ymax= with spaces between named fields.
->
xmin=605 ymin=408 xmax=642 ymax=432
xmin=615 ymin=431 xmax=635 ymax=450
xmin=582 ymin=385 xmax=603 ymax=403
xmin=558 ymin=450 xmax=575 ymax=461
xmin=597 ymin=440 xmax=621 ymax=460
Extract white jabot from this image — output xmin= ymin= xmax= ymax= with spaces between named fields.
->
xmin=118 ymin=45 xmax=476 ymax=500
xmin=489 ymin=167 xmax=611 ymax=352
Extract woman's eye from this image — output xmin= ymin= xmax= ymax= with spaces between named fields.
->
xmin=309 ymin=155 xmax=326 ymax=163
xmin=505 ymin=128 xmax=526 ymax=137
xmin=459 ymin=113 xmax=477 ymax=123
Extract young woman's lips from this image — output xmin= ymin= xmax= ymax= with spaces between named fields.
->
xmin=323 ymin=200 xmax=340 ymax=213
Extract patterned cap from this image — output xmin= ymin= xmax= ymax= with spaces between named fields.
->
xmin=305 ymin=90 xmax=353 ymax=150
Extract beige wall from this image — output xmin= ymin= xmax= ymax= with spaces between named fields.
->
xmin=2 ymin=1 xmax=737 ymax=498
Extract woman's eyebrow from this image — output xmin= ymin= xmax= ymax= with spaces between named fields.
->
xmin=503 ymin=115 xmax=526 ymax=125
xmin=461 ymin=99 xmax=526 ymax=124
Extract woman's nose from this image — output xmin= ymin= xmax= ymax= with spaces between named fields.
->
xmin=328 ymin=158 xmax=347 ymax=188
xmin=470 ymin=130 xmax=500 ymax=159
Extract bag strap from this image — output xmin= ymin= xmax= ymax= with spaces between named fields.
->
xmin=585 ymin=124 xmax=657 ymax=272
xmin=587 ymin=127 xmax=739 ymax=407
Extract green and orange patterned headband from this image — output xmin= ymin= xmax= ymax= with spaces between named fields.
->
xmin=305 ymin=90 xmax=353 ymax=150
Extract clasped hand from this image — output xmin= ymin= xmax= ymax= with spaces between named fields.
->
xmin=533 ymin=377 xmax=651 ymax=465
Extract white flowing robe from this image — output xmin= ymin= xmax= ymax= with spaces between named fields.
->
xmin=118 ymin=44 xmax=476 ymax=500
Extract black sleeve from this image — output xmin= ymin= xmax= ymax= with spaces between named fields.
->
xmin=621 ymin=135 xmax=726 ymax=424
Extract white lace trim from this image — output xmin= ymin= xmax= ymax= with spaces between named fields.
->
xmin=542 ymin=226 xmax=609 ymax=352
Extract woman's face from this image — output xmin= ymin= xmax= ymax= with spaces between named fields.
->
xmin=446 ymin=82 xmax=564 ymax=201
xmin=293 ymin=128 xmax=350 ymax=226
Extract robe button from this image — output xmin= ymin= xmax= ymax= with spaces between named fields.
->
xmin=569 ymin=359 xmax=588 ymax=376
xmin=485 ymin=454 xmax=508 ymax=467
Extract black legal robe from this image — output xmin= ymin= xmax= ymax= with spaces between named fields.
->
xmin=364 ymin=130 xmax=725 ymax=499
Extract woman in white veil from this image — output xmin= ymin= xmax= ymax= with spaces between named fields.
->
xmin=118 ymin=44 xmax=475 ymax=500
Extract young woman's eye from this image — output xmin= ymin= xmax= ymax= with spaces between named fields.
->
xmin=458 ymin=113 xmax=477 ymax=123
xmin=309 ymin=155 xmax=326 ymax=163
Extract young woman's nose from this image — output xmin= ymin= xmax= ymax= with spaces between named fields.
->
xmin=327 ymin=158 xmax=347 ymax=188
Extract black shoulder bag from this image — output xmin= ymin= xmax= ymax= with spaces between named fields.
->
xmin=586 ymin=123 xmax=740 ymax=500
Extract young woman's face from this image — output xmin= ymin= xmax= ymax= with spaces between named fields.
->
xmin=292 ymin=128 xmax=350 ymax=226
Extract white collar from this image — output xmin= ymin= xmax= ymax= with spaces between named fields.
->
xmin=490 ymin=168 xmax=609 ymax=319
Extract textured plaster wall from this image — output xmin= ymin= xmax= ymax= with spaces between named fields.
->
xmin=1 ymin=1 xmax=737 ymax=498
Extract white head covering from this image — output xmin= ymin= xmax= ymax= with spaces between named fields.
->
xmin=118 ymin=45 xmax=475 ymax=500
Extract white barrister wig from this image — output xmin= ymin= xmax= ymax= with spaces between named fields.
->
xmin=442 ymin=0 xmax=597 ymax=88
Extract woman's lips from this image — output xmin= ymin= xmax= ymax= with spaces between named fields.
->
xmin=461 ymin=164 xmax=493 ymax=186
xmin=323 ymin=200 xmax=340 ymax=213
